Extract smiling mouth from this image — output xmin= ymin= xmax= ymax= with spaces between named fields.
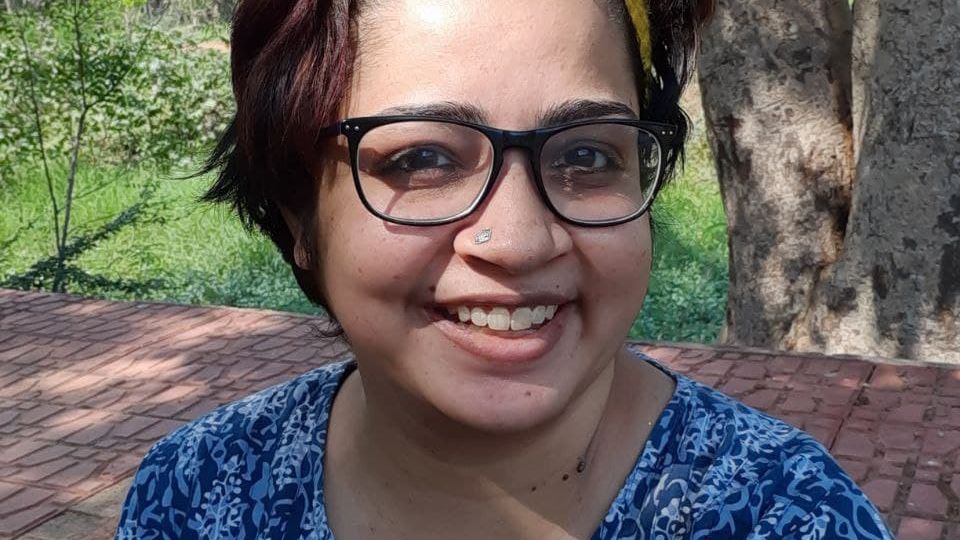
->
xmin=434 ymin=304 xmax=560 ymax=332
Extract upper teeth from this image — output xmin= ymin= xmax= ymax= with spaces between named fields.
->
xmin=451 ymin=305 xmax=558 ymax=331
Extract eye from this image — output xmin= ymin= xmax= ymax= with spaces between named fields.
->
xmin=560 ymin=146 xmax=611 ymax=170
xmin=549 ymin=143 xmax=625 ymax=175
xmin=383 ymin=146 xmax=455 ymax=173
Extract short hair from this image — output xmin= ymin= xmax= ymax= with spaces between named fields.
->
xmin=202 ymin=0 xmax=715 ymax=327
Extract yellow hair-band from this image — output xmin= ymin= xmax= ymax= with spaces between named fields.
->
xmin=624 ymin=0 xmax=653 ymax=76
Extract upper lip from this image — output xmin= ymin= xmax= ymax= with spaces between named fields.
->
xmin=432 ymin=292 xmax=575 ymax=307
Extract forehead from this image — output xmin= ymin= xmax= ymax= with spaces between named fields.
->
xmin=349 ymin=0 xmax=638 ymax=129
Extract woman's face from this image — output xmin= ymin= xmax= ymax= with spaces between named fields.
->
xmin=314 ymin=0 xmax=652 ymax=432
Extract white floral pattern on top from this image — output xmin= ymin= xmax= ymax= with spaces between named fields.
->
xmin=115 ymin=356 xmax=894 ymax=539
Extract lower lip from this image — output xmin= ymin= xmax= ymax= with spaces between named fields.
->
xmin=428 ymin=305 xmax=569 ymax=365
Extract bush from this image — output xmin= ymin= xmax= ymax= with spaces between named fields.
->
xmin=0 ymin=2 xmax=232 ymax=178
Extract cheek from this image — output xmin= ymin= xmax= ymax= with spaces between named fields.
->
xmin=578 ymin=220 xmax=653 ymax=315
xmin=587 ymin=219 xmax=651 ymax=275
xmin=316 ymin=176 xmax=448 ymax=312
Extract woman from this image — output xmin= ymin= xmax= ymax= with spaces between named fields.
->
xmin=117 ymin=0 xmax=894 ymax=538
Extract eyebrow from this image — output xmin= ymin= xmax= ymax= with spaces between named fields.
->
xmin=376 ymin=102 xmax=487 ymax=124
xmin=374 ymin=99 xmax=638 ymax=128
xmin=538 ymin=99 xmax=639 ymax=127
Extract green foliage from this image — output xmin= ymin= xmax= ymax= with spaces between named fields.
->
xmin=1 ymin=1 xmax=234 ymax=295
xmin=154 ymin=0 xmax=237 ymax=27
xmin=0 ymin=2 xmax=232 ymax=179
xmin=2 ymin=180 xmax=167 ymax=296
xmin=630 ymin=125 xmax=729 ymax=343
xmin=1 ymin=164 xmax=320 ymax=314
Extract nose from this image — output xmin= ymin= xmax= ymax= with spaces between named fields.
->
xmin=454 ymin=149 xmax=573 ymax=274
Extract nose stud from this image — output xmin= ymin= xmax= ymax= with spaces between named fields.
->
xmin=473 ymin=228 xmax=493 ymax=245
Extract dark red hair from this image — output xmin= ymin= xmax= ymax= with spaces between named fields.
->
xmin=202 ymin=0 xmax=715 ymax=326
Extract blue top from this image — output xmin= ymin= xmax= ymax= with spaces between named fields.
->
xmin=115 ymin=357 xmax=894 ymax=539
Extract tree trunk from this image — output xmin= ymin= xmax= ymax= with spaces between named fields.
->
xmin=808 ymin=0 xmax=960 ymax=361
xmin=699 ymin=0 xmax=960 ymax=362
xmin=698 ymin=0 xmax=855 ymax=350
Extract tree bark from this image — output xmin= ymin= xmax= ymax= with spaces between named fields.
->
xmin=698 ymin=0 xmax=855 ymax=350
xmin=699 ymin=0 xmax=960 ymax=362
xmin=808 ymin=0 xmax=960 ymax=361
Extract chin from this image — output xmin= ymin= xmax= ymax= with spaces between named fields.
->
xmin=422 ymin=370 xmax=575 ymax=435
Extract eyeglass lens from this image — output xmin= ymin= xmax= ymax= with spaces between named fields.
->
xmin=355 ymin=121 xmax=661 ymax=223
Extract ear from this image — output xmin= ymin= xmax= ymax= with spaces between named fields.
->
xmin=278 ymin=205 xmax=312 ymax=271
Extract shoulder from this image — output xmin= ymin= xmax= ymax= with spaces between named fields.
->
xmin=639 ymin=365 xmax=837 ymax=483
xmin=114 ymin=359 xmax=353 ymax=539
xmin=603 ymin=358 xmax=893 ymax=539
xmin=140 ymin=357 xmax=351 ymax=472
xmin=676 ymin=372 xmax=819 ymax=464
xmin=666 ymin=372 xmax=893 ymax=538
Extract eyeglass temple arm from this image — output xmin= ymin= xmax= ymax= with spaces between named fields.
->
xmin=318 ymin=122 xmax=342 ymax=138
xmin=642 ymin=122 xmax=677 ymax=148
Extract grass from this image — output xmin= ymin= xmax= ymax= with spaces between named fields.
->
xmin=632 ymin=124 xmax=729 ymax=343
xmin=1 ymin=164 xmax=318 ymax=315
xmin=1 ymin=123 xmax=727 ymax=343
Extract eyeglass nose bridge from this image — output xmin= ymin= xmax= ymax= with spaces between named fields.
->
xmin=486 ymin=128 xmax=545 ymax=176
xmin=477 ymin=128 xmax=560 ymax=225
xmin=498 ymin=129 xmax=541 ymax=150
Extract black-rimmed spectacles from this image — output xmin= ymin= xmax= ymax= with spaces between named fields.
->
xmin=319 ymin=116 xmax=677 ymax=227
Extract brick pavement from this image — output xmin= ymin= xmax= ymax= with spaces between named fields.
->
xmin=1 ymin=288 xmax=958 ymax=539
xmin=0 ymin=289 xmax=348 ymax=539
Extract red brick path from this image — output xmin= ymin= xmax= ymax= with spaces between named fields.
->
xmin=1 ymin=288 xmax=957 ymax=539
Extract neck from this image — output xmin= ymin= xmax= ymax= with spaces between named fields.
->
xmin=343 ymin=357 xmax=618 ymax=502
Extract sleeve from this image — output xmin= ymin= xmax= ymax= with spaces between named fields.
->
xmin=113 ymin=363 xmax=352 ymax=539
xmin=114 ymin=427 xmax=203 ymax=540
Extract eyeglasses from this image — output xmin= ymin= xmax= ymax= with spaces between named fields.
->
xmin=319 ymin=116 xmax=677 ymax=227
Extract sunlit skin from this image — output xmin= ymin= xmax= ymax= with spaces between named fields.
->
xmin=285 ymin=0 xmax=676 ymax=538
